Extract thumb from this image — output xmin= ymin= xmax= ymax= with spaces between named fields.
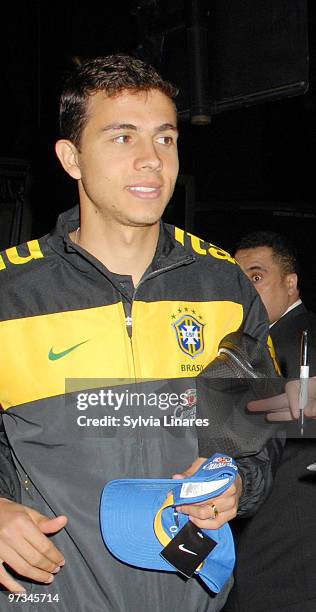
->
xmin=285 ymin=379 xmax=301 ymax=419
xmin=24 ymin=507 xmax=68 ymax=533
xmin=172 ymin=456 xmax=207 ymax=480
xmin=38 ymin=515 xmax=68 ymax=534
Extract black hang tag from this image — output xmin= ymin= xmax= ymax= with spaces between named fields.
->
xmin=160 ymin=520 xmax=217 ymax=578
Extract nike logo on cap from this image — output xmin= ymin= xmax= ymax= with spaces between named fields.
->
xmin=178 ymin=544 xmax=197 ymax=555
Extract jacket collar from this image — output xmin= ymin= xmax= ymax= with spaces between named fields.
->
xmin=47 ymin=205 xmax=194 ymax=275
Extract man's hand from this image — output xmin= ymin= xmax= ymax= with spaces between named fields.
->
xmin=248 ymin=377 xmax=316 ymax=422
xmin=172 ymin=457 xmax=242 ymax=530
xmin=0 ymin=498 xmax=67 ymax=593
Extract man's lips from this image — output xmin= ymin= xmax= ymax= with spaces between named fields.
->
xmin=126 ymin=183 xmax=162 ymax=199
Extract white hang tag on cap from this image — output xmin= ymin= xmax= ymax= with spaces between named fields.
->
xmin=180 ymin=477 xmax=230 ymax=499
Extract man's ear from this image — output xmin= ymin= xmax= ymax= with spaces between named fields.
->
xmin=286 ymin=273 xmax=298 ymax=296
xmin=55 ymin=140 xmax=81 ymax=180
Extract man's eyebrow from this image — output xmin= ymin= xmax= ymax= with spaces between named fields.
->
xmin=153 ymin=123 xmax=178 ymax=133
xmin=101 ymin=123 xmax=138 ymax=132
xmin=101 ymin=122 xmax=178 ymax=133
xmin=245 ymin=264 xmax=267 ymax=272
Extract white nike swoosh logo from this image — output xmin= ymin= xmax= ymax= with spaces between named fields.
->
xmin=178 ymin=544 xmax=197 ymax=555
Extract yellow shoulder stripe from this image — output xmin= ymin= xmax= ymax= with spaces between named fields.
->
xmin=174 ymin=228 xmax=235 ymax=264
xmin=0 ymin=240 xmax=44 ymax=270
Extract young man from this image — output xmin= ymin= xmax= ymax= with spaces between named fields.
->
xmin=0 ymin=56 xmax=279 ymax=611
xmin=224 ymin=230 xmax=316 ymax=612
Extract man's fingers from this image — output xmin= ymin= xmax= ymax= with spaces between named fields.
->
xmin=11 ymin=535 xmax=62 ymax=574
xmin=177 ymin=496 xmax=235 ymax=519
xmin=0 ymin=508 xmax=66 ymax=570
xmin=248 ymin=393 xmax=289 ymax=414
xmin=266 ymin=402 xmax=316 ymax=421
xmin=284 ymin=380 xmax=300 ymax=418
xmin=188 ymin=509 xmax=234 ymax=530
xmin=0 ymin=501 xmax=67 ymax=591
xmin=248 ymin=379 xmax=316 ymax=422
xmin=23 ymin=531 xmax=65 ymax=568
xmin=285 ymin=379 xmax=316 ymax=419
xmin=0 ymin=544 xmax=55 ymax=587
xmin=172 ymin=457 xmax=207 ymax=480
xmin=0 ymin=536 xmax=60 ymax=581
xmin=23 ymin=509 xmax=67 ymax=566
xmin=0 ymin=561 xmax=25 ymax=594
xmin=176 ymin=480 xmax=240 ymax=530
xmin=177 ymin=485 xmax=237 ymax=515
xmin=304 ymin=400 xmax=316 ymax=418
xmin=266 ymin=411 xmax=294 ymax=422
xmin=172 ymin=465 xmax=241 ymax=530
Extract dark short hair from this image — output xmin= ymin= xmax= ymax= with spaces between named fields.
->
xmin=235 ymin=230 xmax=299 ymax=277
xmin=59 ymin=54 xmax=178 ymax=148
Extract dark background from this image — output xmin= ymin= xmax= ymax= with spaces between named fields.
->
xmin=0 ymin=0 xmax=315 ymax=306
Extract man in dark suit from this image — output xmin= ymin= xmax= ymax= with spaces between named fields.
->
xmin=223 ymin=230 xmax=316 ymax=612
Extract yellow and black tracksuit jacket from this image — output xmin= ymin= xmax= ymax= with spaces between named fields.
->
xmin=0 ymin=206 xmax=281 ymax=611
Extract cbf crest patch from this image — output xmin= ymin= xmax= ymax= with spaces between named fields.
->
xmin=172 ymin=312 xmax=205 ymax=359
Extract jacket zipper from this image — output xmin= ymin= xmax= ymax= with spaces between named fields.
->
xmin=218 ymin=347 xmax=259 ymax=378
xmin=126 ymin=256 xmax=194 ymax=342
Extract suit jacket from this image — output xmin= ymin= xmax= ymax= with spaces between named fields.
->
xmin=223 ymin=303 xmax=316 ymax=612
xmin=270 ymin=303 xmax=316 ymax=378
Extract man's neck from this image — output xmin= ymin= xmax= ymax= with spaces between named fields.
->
xmin=70 ymin=214 xmax=160 ymax=286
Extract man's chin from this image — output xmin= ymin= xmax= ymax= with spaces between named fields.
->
xmin=126 ymin=219 xmax=160 ymax=227
xmin=123 ymin=214 xmax=162 ymax=228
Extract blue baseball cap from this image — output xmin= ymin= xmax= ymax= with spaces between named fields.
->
xmin=100 ymin=454 xmax=237 ymax=593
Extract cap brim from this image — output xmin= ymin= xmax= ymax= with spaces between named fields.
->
xmin=100 ymin=479 xmax=177 ymax=571
xmin=100 ymin=478 xmax=235 ymax=593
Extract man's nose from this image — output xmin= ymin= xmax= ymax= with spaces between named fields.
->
xmin=134 ymin=137 xmax=162 ymax=171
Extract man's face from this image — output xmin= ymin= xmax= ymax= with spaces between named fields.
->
xmin=234 ymin=246 xmax=298 ymax=324
xmin=70 ymin=89 xmax=179 ymax=228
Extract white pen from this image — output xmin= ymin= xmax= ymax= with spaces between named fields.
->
xmin=299 ymin=330 xmax=309 ymax=437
